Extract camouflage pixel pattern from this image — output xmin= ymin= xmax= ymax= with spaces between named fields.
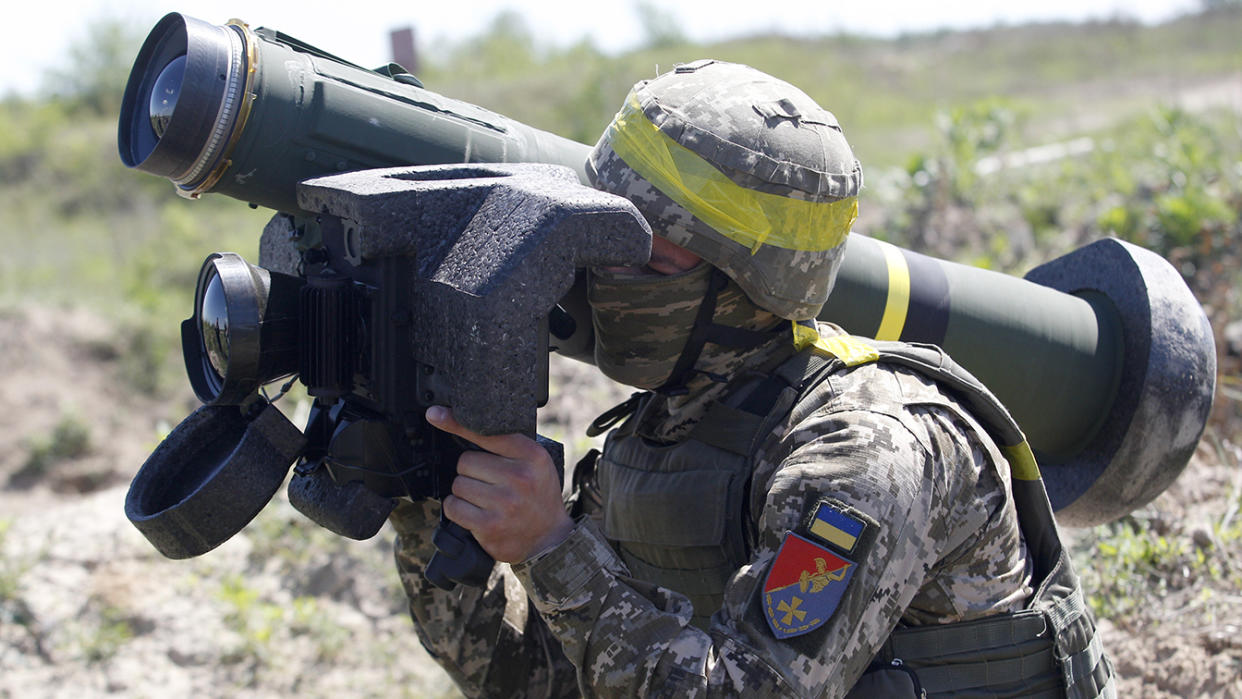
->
xmin=390 ymin=498 xmax=580 ymax=697
xmin=390 ymin=322 xmax=1034 ymax=697
xmin=587 ymin=60 xmax=864 ymax=321
xmin=587 ymin=262 xmax=784 ymax=396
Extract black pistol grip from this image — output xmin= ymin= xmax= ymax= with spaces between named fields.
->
xmin=425 ymin=517 xmax=494 ymax=590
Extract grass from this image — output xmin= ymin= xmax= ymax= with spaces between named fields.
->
xmin=1073 ymin=422 xmax=1242 ymax=629
xmin=0 ymin=519 xmax=21 ymax=606
xmin=76 ymin=604 xmax=136 ymax=664
xmin=1075 ymin=508 xmax=1242 ymax=623
xmin=217 ymin=574 xmax=286 ymax=664
xmin=11 ymin=413 xmax=94 ymax=488
xmin=0 ymin=518 xmax=52 ymax=661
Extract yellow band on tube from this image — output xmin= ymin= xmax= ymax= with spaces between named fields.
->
xmin=875 ymin=240 xmax=910 ymax=341
xmin=607 ymin=94 xmax=858 ymax=254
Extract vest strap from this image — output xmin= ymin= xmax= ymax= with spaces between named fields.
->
xmin=887 ymin=610 xmax=1048 ymax=660
xmin=884 ymin=611 xmax=1060 ymax=695
xmin=1064 ymin=633 xmax=1111 ymax=699
xmin=619 ymin=549 xmax=735 ymax=597
xmin=911 ymin=649 xmax=1060 ymax=696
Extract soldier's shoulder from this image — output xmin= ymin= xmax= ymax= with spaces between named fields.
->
xmin=784 ymin=345 xmax=991 ymax=462
xmin=794 ymin=349 xmax=939 ymax=415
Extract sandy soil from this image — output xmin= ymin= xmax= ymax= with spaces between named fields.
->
xmin=1 ymin=304 xmax=1239 ymax=697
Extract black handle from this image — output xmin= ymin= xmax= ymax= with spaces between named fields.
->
xmin=423 ymin=434 xmax=565 ymax=590
xmin=425 ymin=513 xmax=494 ymax=590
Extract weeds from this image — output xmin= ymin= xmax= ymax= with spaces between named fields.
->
xmin=216 ymin=573 xmax=352 ymax=672
xmin=76 ymin=604 xmax=136 ymax=663
xmin=1075 ymin=489 xmax=1242 ymax=624
xmin=114 ymin=319 xmax=178 ymax=395
xmin=0 ymin=519 xmax=52 ymax=661
xmin=872 ymin=101 xmax=1242 ymax=281
xmin=289 ymin=596 xmax=350 ymax=663
xmin=0 ymin=519 xmax=22 ymax=606
xmin=11 ymin=412 xmax=93 ymax=487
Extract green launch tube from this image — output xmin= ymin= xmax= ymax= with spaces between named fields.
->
xmin=820 ymin=234 xmax=1214 ymax=526
xmin=822 ymin=235 xmax=1122 ymax=461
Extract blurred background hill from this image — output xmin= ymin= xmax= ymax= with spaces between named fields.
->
xmin=1 ymin=3 xmax=1240 ymax=696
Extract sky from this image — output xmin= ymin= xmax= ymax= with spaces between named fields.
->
xmin=3 ymin=0 xmax=1200 ymax=97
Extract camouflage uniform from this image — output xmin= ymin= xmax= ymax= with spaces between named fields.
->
xmin=391 ymin=59 xmax=1109 ymax=698
xmin=391 ymin=322 xmax=1034 ymax=697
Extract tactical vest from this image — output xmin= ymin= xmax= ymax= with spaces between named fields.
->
xmin=581 ymin=335 xmax=1115 ymax=698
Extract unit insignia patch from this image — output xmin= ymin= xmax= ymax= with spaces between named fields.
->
xmin=762 ymin=531 xmax=855 ymax=639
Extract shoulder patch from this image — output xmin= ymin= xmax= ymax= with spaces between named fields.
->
xmin=762 ymin=532 xmax=855 ymax=639
xmin=807 ymin=500 xmax=867 ymax=554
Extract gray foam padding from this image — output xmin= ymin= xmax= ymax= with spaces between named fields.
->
xmin=1025 ymin=238 xmax=1216 ymax=525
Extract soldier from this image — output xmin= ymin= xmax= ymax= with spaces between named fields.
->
xmin=389 ymin=60 xmax=1114 ymax=697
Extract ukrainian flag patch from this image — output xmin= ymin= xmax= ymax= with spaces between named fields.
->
xmin=808 ymin=501 xmax=866 ymax=553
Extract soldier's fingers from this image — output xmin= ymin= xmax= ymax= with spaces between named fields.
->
xmin=441 ymin=493 xmax=487 ymax=530
xmin=425 ymin=406 xmax=545 ymax=462
xmin=450 ymin=472 xmax=506 ymax=510
xmin=455 ymin=449 xmax=511 ymax=486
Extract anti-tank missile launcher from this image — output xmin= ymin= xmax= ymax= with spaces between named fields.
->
xmin=118 ymin=13 xmax=1215 ymax=581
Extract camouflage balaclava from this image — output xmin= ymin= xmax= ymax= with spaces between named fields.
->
xmin=587 ymin=264 xmax=714 ymax=390
xmin=587 ymin=59 xmax=863 ymax=390
xmin=588 ymin=264 xmax=788 ymax=391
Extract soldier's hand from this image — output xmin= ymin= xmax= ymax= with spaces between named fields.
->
xmin=425 ymin=406 xmax=574 ymax=563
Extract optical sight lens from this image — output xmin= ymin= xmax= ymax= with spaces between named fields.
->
xmin=149 ymin=55 xmax=187 ymax=139
xmin=201 ymin=272 xmax=230 ymax=378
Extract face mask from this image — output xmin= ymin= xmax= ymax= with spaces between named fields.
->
xmin=587 ymin=263 xmax=712 ymax=389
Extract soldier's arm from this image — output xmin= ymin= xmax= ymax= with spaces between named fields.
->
xmin=389 ymin=499 xmax=580 ymax=698
xmin=509 ymin=405 xmax=981 ymax=697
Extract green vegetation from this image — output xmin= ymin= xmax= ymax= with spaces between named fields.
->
xmin=14 ymin=413 xmax=94 ymax=486
xmin=75 ymin=604 xmax=136 ymax=663
xmin=0 ymin=519 xmax=46 ymax=658
xmin=1075 ymin=499 xmax=1242 ymax=622
xmin=0 ymin=519 xmax=21 ymax=606
xmin=217 ymin=574 xmax=288 ymax=661
xmin=872 ymin=102 xmax=1242 ymax=274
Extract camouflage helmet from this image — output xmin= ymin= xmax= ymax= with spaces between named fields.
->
xmin=587 ymin=59 xmax=863 ymax=320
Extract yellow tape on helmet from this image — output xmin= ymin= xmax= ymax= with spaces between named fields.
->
xmin=608 ymin=94 xmax=858 ymax=254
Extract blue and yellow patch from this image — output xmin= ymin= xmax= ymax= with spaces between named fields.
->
xmin=762 ymin=532 xmax=855 ymax=639
xmin=808 ymin=501 xmax=867 ymax=553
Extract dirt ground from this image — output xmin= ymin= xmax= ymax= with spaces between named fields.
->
xmin=1 ymin=304 xmax=1239 ymax=697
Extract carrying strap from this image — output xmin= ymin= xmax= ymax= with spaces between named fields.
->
xmin=583 ymin=327 xmax=1112 ymax=697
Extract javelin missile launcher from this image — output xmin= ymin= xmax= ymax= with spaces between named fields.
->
xmin=118 ymin=13 xmax=1215 ymax=586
